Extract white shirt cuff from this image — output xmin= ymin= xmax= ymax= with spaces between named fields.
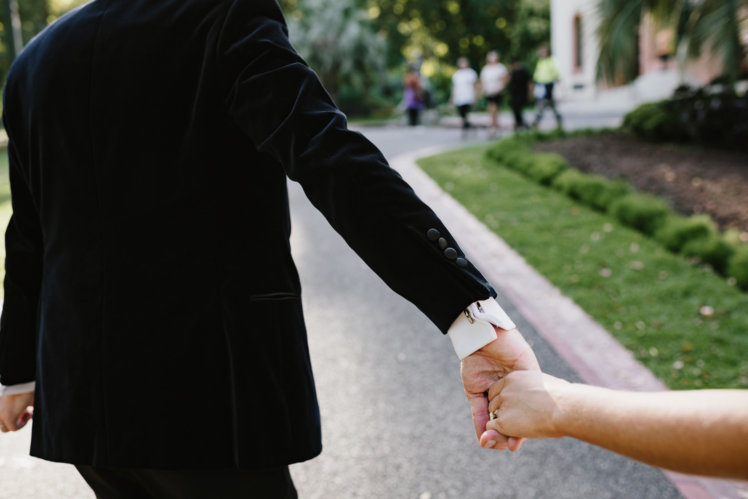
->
xmin=447 ymin=298 xmax=517 ymax=360
xmin=0 ymin=381 xmax=36 ymax=396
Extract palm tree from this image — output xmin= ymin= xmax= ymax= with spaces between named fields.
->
xmin=596 ymin=0 xmax=748 ymax=85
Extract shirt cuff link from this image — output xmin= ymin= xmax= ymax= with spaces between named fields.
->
xmin=447 ymin=298 xmax=517 ymax=360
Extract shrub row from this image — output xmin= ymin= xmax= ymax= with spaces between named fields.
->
xmin=484 ymin=135 xmax=748 ymax=289
xmin=622 ymin=85 xmax=748 ymax=151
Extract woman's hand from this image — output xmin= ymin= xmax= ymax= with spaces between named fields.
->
xmin=486 ymin=371 xmax=569 ymax=440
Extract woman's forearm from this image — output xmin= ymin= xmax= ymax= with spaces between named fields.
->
xmin=556 ymin=385 xmax=748 ymax=479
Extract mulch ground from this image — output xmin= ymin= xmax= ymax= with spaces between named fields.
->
xmin=533 ymin=132 xmax=748 ymax=235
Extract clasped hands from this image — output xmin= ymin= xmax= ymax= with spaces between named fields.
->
xmin=461 ymin=326 xmax=554 ymax=451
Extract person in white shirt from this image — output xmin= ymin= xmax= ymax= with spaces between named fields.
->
xmin=479 ymin=51 xmax=508 ymax=133
xmin=451 ymin=57 xmax=478 ymax=130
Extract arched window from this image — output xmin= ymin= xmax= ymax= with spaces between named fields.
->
xmin=573 ymin=14 xmax=584 ymax=72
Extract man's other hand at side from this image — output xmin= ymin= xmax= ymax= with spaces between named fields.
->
xmin=0 ymin=391 xmax=34 ymax=433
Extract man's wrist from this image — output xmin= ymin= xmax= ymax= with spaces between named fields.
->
xmin=448 ymin=298 xmax=517 ymax=360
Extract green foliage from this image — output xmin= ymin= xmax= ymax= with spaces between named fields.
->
xmin=623 ymin=89 xmax=748 ymax=151
xmin=523 ymin=152 xmax=567 ymax=185
xmin=622 ymin=101 xmax=689 ymax=142
xmin=553 ymin=170 xmax=630 ymax=211
xmin=596 ymin=0 xmax=748 ymax=85
xmin=365 ymin=0 xmax=550 ymax=77
xmin=485 ymin=137 xmax=565 ymax=185
xmin=485 ymin=131 xmax=742 ymax=283
xmin=509 ymin=0 xmax=551 ymax=62
xmin=484 ymin=135 xmax=531 ymax=163
xmin=683 ymin=235 xmax=736 ymax=275
xmin=728 ymin=246 xmax=748 ymax=290
xmin=609 ymin=193 xmax=670 ymax=236
xmin=655 ymin=215 xmax=716 ymax=252
xmin=419 ymin=144 xmax=748 ymax=389
xmin=287 ymin=0 xmax=386 ymax=111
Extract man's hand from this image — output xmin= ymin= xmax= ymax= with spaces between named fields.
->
xmin=0 ymin=392 xmax=34 ymax=433
xmin=460 ymin=328 xmax=539 ymax=451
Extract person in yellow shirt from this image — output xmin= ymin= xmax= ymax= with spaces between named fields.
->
xmin=532 ymin=45 xmax=563 ymax=129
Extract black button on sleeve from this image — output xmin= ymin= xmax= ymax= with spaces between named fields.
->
xmin=427 ymin=228 xmax=440 ymax=241
xmin=438 ymin=237 xmax=448 ymax=250
xmin=444 ymin=248 xmax=458 ymax=260
xmin=456 ymin=257 xmax=468 ymax=267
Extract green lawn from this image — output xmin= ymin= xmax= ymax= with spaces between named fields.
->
xmin=418 ymin=144 xmax=748 ymax=390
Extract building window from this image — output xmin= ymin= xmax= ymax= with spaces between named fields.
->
xmin=573 ymin=14 xmax=583 ymax=72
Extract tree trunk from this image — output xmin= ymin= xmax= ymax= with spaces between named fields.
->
xmin=2 ymin=0 xmax=23 ymax=61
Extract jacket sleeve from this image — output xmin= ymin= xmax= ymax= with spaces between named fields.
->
xmin=217 ymin=0 xmax=495 ymax=333
xmin=0 ymin=103 xmax=43 ymax=386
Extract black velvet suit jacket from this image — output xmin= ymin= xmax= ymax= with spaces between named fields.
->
xmin=0 ymin=0 xmax=495 ymax=468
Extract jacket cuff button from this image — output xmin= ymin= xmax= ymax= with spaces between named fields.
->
xmin=456 ymin=257 xmax=468 ymax=267
xmin=444 ymin=248 xmax=458 ymax=260
xmin=427 ymin=228 xmax=441 ymax=241
xmin=438 ymin=237 xmax=448 ymax=250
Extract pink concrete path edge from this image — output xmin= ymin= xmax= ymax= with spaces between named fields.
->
xmin=390 ymin=146 xmax=748 ymax=499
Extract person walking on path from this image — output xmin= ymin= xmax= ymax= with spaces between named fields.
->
xmin=0 ymin=1 xmax=538 ymax=497
xmin=403 ymin=66 xmax=425 ymax=126
xmin=532 ymin=45 xmax=563 ymax=129
xmin=451 ymin=57 xmax=478 ymax=133
xmin=479 ymin=51 xmax=508 ymax=135
xmin=507 ymin=59 xmax=532 ymax=131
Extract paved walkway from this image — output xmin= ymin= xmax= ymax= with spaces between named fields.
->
xmin=381 ymin=134 xmax=748 ymax=499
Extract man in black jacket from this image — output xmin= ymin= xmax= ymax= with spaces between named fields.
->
xmin=0 ymin=0 xmax=538 ymax=496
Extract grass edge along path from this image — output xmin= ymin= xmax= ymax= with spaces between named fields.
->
xmin=418 ymin=144 xmax=748 ymax=390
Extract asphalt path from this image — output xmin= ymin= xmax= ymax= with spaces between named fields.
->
xmin=288 ymin=126 xmax=682 ymax=499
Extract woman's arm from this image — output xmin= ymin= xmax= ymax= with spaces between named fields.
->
xmin=486 ymin=371 xmax=748 ymax=480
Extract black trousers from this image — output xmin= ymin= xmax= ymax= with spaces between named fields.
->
xmin=456 ymin=104 xmax=472 ymax=128
xmin=511 ymin=99 xmax=527 ymax=129
xmin=76 ymin=465 xmax=297 ymax=499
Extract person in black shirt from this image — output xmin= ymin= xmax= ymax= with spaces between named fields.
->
xmin=508 ymin=59 xmax=532 ymax=130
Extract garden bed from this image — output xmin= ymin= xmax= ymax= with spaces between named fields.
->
xmin=533 ymin=132 xmax=748 ymax=235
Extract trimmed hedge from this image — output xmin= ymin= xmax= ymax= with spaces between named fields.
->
xmin=485 ymin=137 xmax=567 ymax=186
xmin=523 ymin=153 xmax=567 ymax=185
xmin=729 ymin=247 xmax=748 ymax=290
xmin=483 ymin=131 xmax=748 ymax=289
xmin=553 ymin=170 xmax=630 ymax=211
xmin=622 ymin=86 xmax=748 ymax=151
xmin=683 ymin=235 xmax=736 ymax=275
xmin=608 ymin=193 xmax=671 ymax=236
xmin=655 ymin=215 xmax=715 ymax=252
xmin=622 ymin=101 xmax=689 ymax=143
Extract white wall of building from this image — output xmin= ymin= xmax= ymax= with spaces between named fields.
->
xmin=550 ymin=0 xmax=600 ymax=100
